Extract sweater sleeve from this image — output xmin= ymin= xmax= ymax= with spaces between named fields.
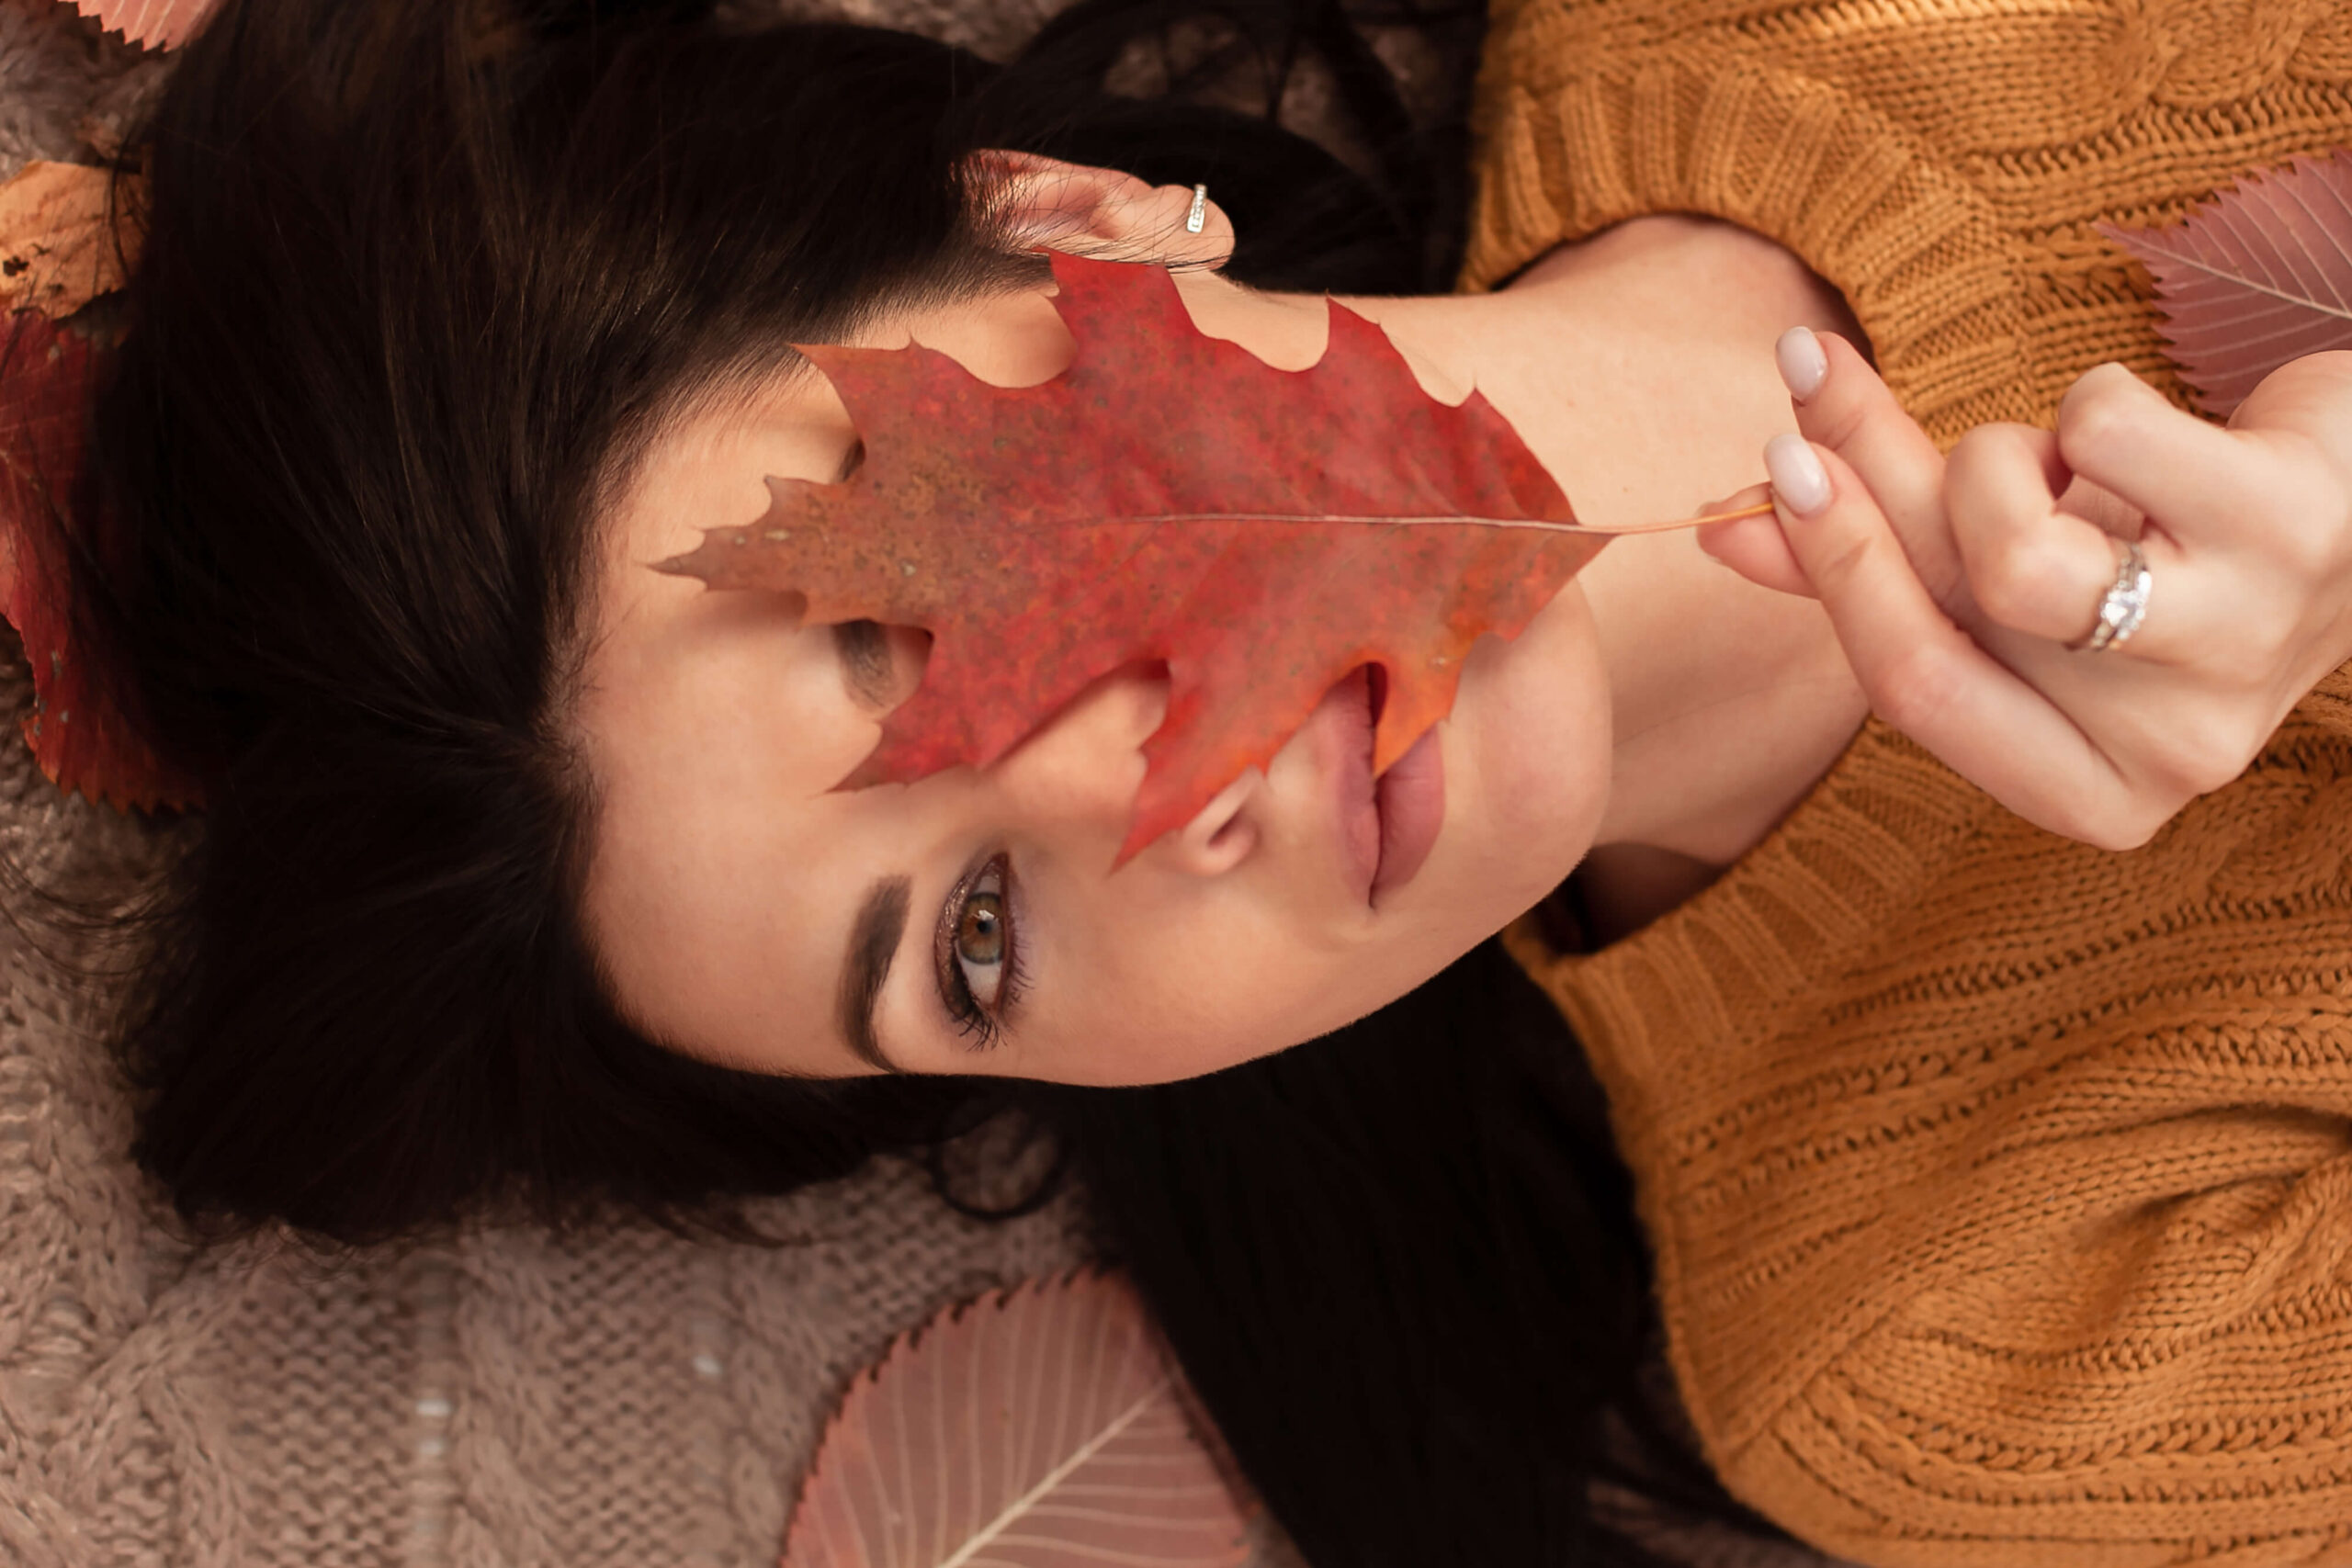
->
xmin=1508 ymin=675 xmax=2352 ymax=1568
xmin=1706 ymin=1031 xmax=2352 ymax=1566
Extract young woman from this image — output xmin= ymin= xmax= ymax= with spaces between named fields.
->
xmin=83 ymin=0 xmax=2352 ymax=1563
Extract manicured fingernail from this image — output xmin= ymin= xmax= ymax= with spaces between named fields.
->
xmin=1764 ymin=433 xmax=1830 ymax=516
xmin=1775 ymin=325 xmax=1827 ymax=401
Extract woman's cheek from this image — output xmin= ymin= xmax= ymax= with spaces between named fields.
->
xmin=1019 ymin=888 xmax=1340 ymax=1086
xmin=1448 ymin=583 xmax=1614 ymax=886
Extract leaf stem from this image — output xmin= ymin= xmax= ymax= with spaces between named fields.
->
xmin=1108 ymin=497 xmax=1779 ymax=536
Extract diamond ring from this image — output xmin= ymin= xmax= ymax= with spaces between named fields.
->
xmin=2071 ymin=538 xmax=2151 ymax=653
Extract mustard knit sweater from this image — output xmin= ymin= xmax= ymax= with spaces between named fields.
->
xmin=1465 ymin=2 xmax=2352 ymax=1563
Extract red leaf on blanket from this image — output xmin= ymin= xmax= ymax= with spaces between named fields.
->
xmin=2102 ymin=149 xmax=2352 ymax=419
xmin=2 ymin=314 xmax=195 ymax=810
xmin=659 ymin=252 xmax=1600 ymax=861
xmin=779 ymin=1271 xmax=1252 ymax=1568
xmin=71 ymin=0 xmax=216 ymax=50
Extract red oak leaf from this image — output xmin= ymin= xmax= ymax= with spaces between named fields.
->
xmin=660 ymin=253 xmax=1600 ymax=859
xmin=2102 ymin=149 xmax=2352 ymax=420
xmin=1 ymin=313 xmax=194 ymax=811
xmin=70 ymin=0 xmax=217 ymax=51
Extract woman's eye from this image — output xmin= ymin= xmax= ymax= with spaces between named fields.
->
xmin=939 ymin=854 xmax=1022 ymax=1046
xmin=955 ymin=887 xmax=1008 ymax=1006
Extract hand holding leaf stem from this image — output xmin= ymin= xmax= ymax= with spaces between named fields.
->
xmin=1697 ymin=330 xmax=2352 ymax=851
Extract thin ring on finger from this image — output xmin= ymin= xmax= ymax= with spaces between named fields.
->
xmin=1946 ymin=424 xmax=2165 ymax=652
xmin=2067 ymin=537 xmax=2152 ymax=653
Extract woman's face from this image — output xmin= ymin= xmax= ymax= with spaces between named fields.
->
xmin=577 ymin=274 xmax=1615 ymax=1085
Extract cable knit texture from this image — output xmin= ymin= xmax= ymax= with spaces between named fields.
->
xmin=1474 ymin=2 xmax=2352 ymax=1562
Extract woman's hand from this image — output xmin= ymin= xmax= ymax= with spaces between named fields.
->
xmin=1696 ymin=333 xmax=2352 ymax=851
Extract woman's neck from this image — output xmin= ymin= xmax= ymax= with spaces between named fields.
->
xmin=1394 ymin=220 xmax=1867 ymax=862
xmin=1174 ymin=219 xmax=1870 ymax=928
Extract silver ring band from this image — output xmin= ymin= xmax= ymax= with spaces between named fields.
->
xmin=2072 ymin=538 xmax=2151 ymax=653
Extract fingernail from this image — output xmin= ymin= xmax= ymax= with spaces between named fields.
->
xmin=1775 ymin=325 xmax=1827 ymax=401
xmin=1764 ymin=433 xmax=1831 ymax=516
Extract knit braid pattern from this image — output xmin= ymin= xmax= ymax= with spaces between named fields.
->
xmin=1463 ymin=0 xmax=2352 ymax=452
xmin=1511 ymin=676 xmax=2352 ymax=1565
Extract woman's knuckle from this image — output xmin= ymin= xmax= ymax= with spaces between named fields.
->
xmin=2057 ymin=367 xmax=2141 ymax=460
xmin=1869 ymin=644 xmax=1964 ymax=733
xmin=2147 ymin=715 xmax=2254 ymax=798
xmin=2102 ymin=809 xmax=2167 ymax=852
xmin=2237 ymin=478 xmax=2330 ymax=571
xmin=2274 ymin=507 xmax=2347 ymax=581
xmin=2076 ymin=812 xmax=2142 ymax=852
xmin=2196 ymin=628 xmax=2282 ymax=693
xmin=1808 ymin=529 xmax=1878 ymax=597
xmin=1972 ymin=537 xmax=2059 ymax=624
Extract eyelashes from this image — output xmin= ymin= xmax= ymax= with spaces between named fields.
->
xmin=831 ymin=618 xmax=933 ymax=710
xmin=934 ymin=852 xmax=1023 ymax=1050
xmin=832 ymin=619 xmax=896 ymax=708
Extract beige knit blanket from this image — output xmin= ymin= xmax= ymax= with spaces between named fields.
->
xmin=0 ymin=7 xmax=1102 ymax=1562
xmin=0 ymin=3 xmax=1838 ymax=1562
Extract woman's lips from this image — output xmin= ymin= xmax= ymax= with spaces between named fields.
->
xmin=1321 ymin=667 xmax=1445 ymax=907
xmin=1372 ymin=722 xmax=1444 ymax=902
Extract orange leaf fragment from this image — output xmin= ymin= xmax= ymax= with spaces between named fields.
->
xmin=0 ymin=161 xmax=127 ymax=320
xmin=781 ymin=1271 xmax=1251 ymax=1568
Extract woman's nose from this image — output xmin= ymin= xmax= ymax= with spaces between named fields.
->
xmin=990 ymin=666 xmax=1170 ymax=827
xmin=1161 ymin=767 xmax=1262 ymax=876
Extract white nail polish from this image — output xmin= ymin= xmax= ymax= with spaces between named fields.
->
xmin=1776 ymin=325 xmax=1828 ymax=401
xmin=1764 ymin=434 xmax=1831 ymax=516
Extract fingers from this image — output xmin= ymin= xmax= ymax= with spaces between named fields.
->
xmin=2054 ymin=363 xmax=2266 ymax=542
xmin=1776 ymin=327 xmax=1962 ymax=611
xmin=1764 ymin=433 xmax=2150 ymax=847
xmin=1940 ymin=418 xmax=2245 ymax=663
xmin=1695 ymin=481 xmax=1816 ymax=596
xmin=1942 ymin=423 xmax=2140 ymax=646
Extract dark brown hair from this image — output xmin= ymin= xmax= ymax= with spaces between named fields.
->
xmin=85 ymin=0 xmax=1777 ymax=1560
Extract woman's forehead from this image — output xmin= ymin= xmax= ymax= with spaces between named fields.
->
xmin=577 ymin=379 xmax=876 ymax=1065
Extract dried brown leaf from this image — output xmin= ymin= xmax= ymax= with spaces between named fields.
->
xmin=71 ymin=0 xmax=216 ymax=51
xmin=0 ymin=162 xmax=126 ymax=320
xmin=2102 ymin=150 xmax=2352 ymax=419
xmin=781 ymin=1271 xmax=1252 ymax=1568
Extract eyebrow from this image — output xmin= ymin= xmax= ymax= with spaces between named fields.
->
xmin=839 ymin=875 xmax=911 ymax=1076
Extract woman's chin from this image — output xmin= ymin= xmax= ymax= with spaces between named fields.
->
xmin=1439 ymin=582 xmax=1614 ymax=910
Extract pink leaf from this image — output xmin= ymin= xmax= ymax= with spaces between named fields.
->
xmin=70 ymin=0 xmax=217 ymax=51
xmin=782 ymin=1271 xmax=1253 ymax=1568
xmin=2102 ymin=149 xmax=2352 ymax=419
